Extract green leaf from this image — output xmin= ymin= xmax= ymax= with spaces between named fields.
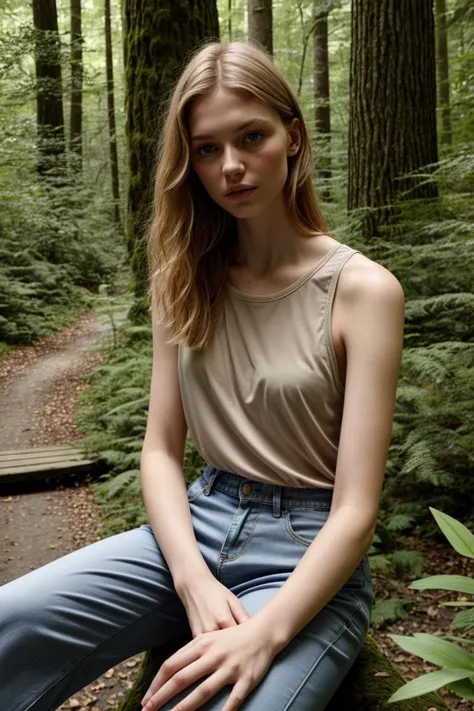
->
xmin=446 ymin=678 xmax=474 ymax=701
xmin=453 ymin=609 xmax=474 ymax=632
xmin=409 ymin=574 xmax=474 ymax=594
xmin=387 ymin=632 xmax=474 ymax=670
xmin=387 ymin=668 xmax=474 ymax=703
xmin=441 ymin=601 xmax=474 ymax=607
xmin=430 ymin=507 xmax=474 ymax=558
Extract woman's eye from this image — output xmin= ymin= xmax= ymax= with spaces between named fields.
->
xmin=245 ymin=131 xmax=263 ymax=144
xmin=198 ymin=144 xmax=216 ymax=156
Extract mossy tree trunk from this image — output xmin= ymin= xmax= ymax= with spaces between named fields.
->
xmin=247 ymin=0 xmax=273 ymax=55
xmin=313 ymin=0 xmax=332 ymax=203
xmin=70 ymin=0 xmax=83 ymax=171
xmin=105 ymin=0 xmax=121 ymax=226
xmin=435 ymin=0 xmax=452 ymax=146
xmin=348 ymin=0 xmax=439 ymax=238
xmin=117 ymin=631 xmax=455 ymax=711
xmin=124 ymin=0 xmax=219 ymax=321
xmin=32 ymin=0 xmax=66 ymax=178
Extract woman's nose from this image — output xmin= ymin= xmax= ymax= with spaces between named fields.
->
xmin=222 ymin=145 xmax=244 ymax=177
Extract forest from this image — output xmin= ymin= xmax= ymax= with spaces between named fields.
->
xmin=0 ymin=1 xmax=473 ymax=710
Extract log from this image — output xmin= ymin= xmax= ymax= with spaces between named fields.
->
xmin=116 ymin=631 xmax=455 ymax=711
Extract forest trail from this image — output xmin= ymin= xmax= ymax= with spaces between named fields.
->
xmin=0 ymin=310 xmax=142 ymax=710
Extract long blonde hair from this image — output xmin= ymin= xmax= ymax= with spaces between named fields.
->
xmin=148 ymin=41 xmax=330 ymax=349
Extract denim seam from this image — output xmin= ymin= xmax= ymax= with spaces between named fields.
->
xmin=216 ymin=504 xmax=244 ymax=580
xmin=223 ymin=507 xmax=261 ymax=562
xmin=23 ymin=597 xmax=184 ymax=711
xmin=282 ymin=598 xmax=363 ymax=710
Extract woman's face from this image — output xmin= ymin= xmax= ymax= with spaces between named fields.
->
xmin=187 ymin=88 xmax=300 ymax=218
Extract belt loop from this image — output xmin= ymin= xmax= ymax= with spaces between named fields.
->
xmin=272 ymin=485 xmax=282 ymax=518
xmin=204 ymin=466 xmax=221 ymax=496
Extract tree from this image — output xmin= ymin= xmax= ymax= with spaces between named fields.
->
xmin=435 ymin=0 xmax=452 ymax=145
xmin=70 ymin=0 xmax=83 ymax=170
xmin=247 ymin=0 xmax=273 ymax=55
xmin=105 ymin=0 xmax=121 ymax=225
xmin=32 ymin=0 xmax=66 ymax=177
xmin=348 ymin=0 xmax=439 ymax=237
xmin=313 ymin=0 xmax=332 ymax=202
xmin=124 ymin=0 xmax=220 ymax=317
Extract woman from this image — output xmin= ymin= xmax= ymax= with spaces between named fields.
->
xmin=0 ymin=42 xmax=404 ymax=711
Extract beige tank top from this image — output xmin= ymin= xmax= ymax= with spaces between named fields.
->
xmin=178 ymin=242 xmax=361 ymax=489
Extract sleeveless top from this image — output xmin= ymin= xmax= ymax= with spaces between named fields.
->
xmin=178 ymin=242 xmax=361 ymax=489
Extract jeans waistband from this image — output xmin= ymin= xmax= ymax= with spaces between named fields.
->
xmin=201 ymin=465 xmax=333 ymax=518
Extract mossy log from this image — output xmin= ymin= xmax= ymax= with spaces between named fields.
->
xmin=117 ymin=631 xmax=455 ymax=711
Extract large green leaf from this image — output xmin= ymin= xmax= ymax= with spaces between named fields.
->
xmin=387 ymin=632 xmax=474 ymax=670
xmin=446 ymin=678 xmax=474 ymax=701
xmin=409 ymin=574 xmax=474 ymax=594
xmin=388 ymin=668 xmax=474 ymax=703
xmin=430 ymin=507 xmax=474 ymax=558
xmin=453 ymin=608 xmax=474 ymax=631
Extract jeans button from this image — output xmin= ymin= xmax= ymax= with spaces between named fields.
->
xmin=242 ymin=483 xmax=252 ymax=495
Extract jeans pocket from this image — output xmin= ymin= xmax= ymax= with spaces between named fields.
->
xmin=187 ymin=474 xmax=207 ymax=502
xmin=284 ymin=506 xmax=330 ymax=547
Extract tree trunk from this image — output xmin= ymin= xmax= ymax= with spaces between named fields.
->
xmin=70 ymin=0 xmax=83 ymax=171
xmin=313 ymin=0 xmax=332 ymax=202
xmin=247 ymin=0 xmax=273 ymax=56
xmin=32 ymin=0 xmax=66 ymax=178
xmin=116 ymin=631 xmax=455 ymax=711
xmin=105 ymin=0 xmax=121 ymax=225
xmin=124 ymin=0 xmax=219 ymax=318
xmin=348 ymin=0 xmax=439 ymax=238
xmin=435 ymin=0 xmax=452 ymax=145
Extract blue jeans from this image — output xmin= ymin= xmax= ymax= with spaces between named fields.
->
xmin=0 ymin=465 xmax=374 ymax=710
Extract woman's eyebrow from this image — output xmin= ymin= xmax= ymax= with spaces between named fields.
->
xmin=190 ymin=117 xmax=271 ymax=142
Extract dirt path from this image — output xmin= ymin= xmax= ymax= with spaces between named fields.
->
xmin=0 ymin=311 xmax=142 ymax=710
xmin=0 ymin=312 xmax=472 ymax=710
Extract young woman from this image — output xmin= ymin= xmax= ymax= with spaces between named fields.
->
xmin=0 ymin=42 xmax=405 ymax=711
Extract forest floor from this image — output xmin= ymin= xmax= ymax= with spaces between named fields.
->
xmin=0 ymin=312 xmax=472 ymax=711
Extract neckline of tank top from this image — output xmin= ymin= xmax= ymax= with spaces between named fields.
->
xmin=226 ymin=242 xmax=348 ymax=303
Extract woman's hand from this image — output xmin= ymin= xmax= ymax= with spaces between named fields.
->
xmin=175 ymin=573 xmax=250 ymax=638
xmin=140 ymin=619 xmax=279 ymax=711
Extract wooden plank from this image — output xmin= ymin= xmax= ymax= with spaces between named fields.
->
xmin=0 ymin=457 xmax=94 ymax=474
xmin=0 ymin=450 xmax=87 ymax=465
xmin=0 ymin=445 xmax=82 ymax=458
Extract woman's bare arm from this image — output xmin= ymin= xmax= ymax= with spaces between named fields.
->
xmin=140 ymin=312 xmax=209 ymax=590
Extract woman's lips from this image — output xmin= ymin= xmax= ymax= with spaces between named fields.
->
xmin=225 ymin=187 xmax=257 ymax=201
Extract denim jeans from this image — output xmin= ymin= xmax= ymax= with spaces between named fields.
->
xmin=0 ymin=465 xmax=374 ymax=711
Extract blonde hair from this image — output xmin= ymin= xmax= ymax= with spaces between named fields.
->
xmin=148 ymin=41 xmax=331 ymax=349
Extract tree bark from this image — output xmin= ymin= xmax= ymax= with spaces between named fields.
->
xmin=116 ymin=631 xmax=455 ymax=711
xmin=435 ymin=0 xmax=452 ymax=145
xmin=247 ymin=0 xmax=273 ymax=55
xmin=348 ymin=0 xmax=439 ymax=237
xmin=313 ymin=0 xmax=332 ymax=202
xmin=70 ymin=0 xmax=83 ymax=171
xmin=32 ymin=0 xmax=66 ymax=177
xmin=124 ymin=0 xmax=219 ymax=317
xmin=105 ymin=0 xmax=121 ymax=225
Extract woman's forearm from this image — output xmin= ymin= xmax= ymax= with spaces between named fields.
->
xmin=140 ymin=449 xmax=210 ymax=591
xmin=252 ymin=506 xmax=375 ymax=650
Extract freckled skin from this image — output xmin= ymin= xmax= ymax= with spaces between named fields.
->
xmin=188 ymin=88 xmax=299 ymax=221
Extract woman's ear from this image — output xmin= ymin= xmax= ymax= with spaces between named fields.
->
xmin=287 ymin=118 xmax=302 ymax=157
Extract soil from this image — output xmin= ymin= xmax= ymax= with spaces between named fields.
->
xmin=0 ymin=312 xmax=472 ymax=711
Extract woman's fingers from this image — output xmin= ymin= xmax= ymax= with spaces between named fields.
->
xmin=141 ymin=639 xmax=201 ymax=706
xmin=149 ymin=668 xmax=230 ymax=711
xmin=143 ymin=657 xmax=218 ymax=711
xmin=226 ymin=595 xmax=250 ymax=625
